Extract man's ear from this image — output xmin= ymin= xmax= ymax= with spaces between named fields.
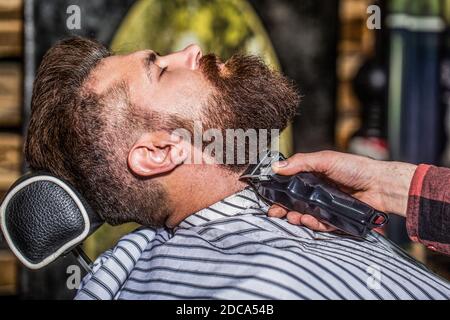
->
xmin=128 ymin=131 xmax=188 ymax=177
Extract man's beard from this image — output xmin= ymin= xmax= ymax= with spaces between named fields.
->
xmin=199 ymin=53 xmax=300 ymax=171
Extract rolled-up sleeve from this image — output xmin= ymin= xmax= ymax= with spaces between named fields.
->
xmin=406 ymin=164 xmax=450 ymax=255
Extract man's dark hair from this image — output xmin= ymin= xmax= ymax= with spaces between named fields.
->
xmin=25 ymin=37 xmax=172 ymax=226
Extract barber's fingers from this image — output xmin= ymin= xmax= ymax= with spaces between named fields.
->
xmin=269 ymin=204 xmax=336 ymax=232
xmin=286 ymin=211 xmax=336 ymax=232
xmin=268 ymin=205 xmax=306 ymax=225
xmin=268 ymin=206 xmax=306 ymax=224
xmin=286 ymin=211 xmax=304 ymax=224
xmin=272 ymin=151 xmax=336 ymax=176
xmin=300 ymin=214 xmax=336 ymax=232
xmin=268 ymin=205 xmax=288 ymax=218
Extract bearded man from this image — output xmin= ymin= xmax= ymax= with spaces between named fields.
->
xmin=25 ymin=37 xmax=449 ymax=300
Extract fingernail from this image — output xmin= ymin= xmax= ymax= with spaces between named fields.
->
xmin=273 ymin=161 xmax=288 ymax=168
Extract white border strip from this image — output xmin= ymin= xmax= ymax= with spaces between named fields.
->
xmin=0 ymin=176 xmax=90 ymax=269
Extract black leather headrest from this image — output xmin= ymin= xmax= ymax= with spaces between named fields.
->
xmin=0 ymin=172 xmax=104 ymax=269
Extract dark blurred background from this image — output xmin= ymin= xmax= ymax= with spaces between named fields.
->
xmin=0 ymin=0 xmax=449 ymax=299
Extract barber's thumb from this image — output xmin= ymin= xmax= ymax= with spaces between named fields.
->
xmin=272 ymin=153 xmax=321 ymax=175
xmin=272 ymin=159 xmax=300 ymax=175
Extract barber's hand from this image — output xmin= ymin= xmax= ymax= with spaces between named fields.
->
xmin=267 ymin=151 xmax=417 ymax=232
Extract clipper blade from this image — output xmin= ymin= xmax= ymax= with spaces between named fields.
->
xmin=240 ymin=151 xmax=285 ymax=182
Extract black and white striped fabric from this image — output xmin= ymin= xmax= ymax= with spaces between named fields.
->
xmin=75 ymin=188 xmax=450 ymax=300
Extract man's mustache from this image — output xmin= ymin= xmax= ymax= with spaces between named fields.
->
xmin=199 ymin=53 xmax=224 ymax=80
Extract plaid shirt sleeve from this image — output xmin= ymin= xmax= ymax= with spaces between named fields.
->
xmin=406 ymin=164 xmax=450 ymax=256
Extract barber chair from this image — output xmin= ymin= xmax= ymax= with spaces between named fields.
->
xmin=0 ymin=172 xmax=104 ymax=272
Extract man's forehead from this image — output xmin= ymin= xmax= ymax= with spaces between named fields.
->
xmin=86 ymin=52 xmax=144 ymax=95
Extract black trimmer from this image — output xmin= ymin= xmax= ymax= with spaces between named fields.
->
xmin=240 ymin=151 xmax=388 ymax=238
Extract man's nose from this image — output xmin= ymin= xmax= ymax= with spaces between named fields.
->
xmin=158 ymin=44 xmax=203 ymax=71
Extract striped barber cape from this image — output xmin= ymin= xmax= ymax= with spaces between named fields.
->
xmin=75 ymin=188 xmax=450 ymax=300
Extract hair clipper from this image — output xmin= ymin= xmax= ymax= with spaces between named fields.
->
xmin=240 ymin=151 xmax=389 ymax=238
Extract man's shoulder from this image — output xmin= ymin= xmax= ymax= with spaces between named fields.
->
xmin=75 ymin=226 xmax=166 ymax=300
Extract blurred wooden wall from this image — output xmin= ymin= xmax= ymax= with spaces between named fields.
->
xmin=0 ymin=0 xmax=22 ymax=297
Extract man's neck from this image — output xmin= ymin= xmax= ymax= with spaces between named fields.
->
xmin=164 ymin=165 xmax=247 ymax=228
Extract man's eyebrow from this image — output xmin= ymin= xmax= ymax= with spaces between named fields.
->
xmin=143 ymin=51 xmax=157 ymax=82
